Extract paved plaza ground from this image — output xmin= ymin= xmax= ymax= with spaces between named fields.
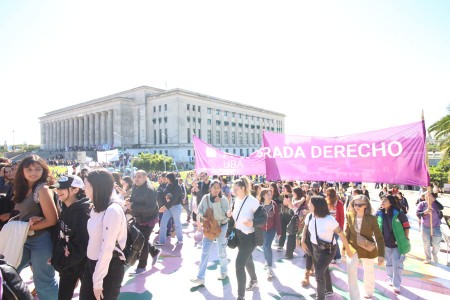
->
xmin=21 ymin=186 xmax=450 ymax=299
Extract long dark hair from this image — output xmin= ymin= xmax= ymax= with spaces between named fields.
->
xmin=87 ymin=169 xmax=114 ymax=213
xmin=311 ymin=196 xmax=330 ymax=218
xmin=14 ymin=155 xmax=54 ymax=203
xmin=209 ymin=180 xmax=223 ymax=199
xmin=270 ymin=182 xmax=280 ymax=199
xmin=122 ymin=176 xmax=133 ymax=191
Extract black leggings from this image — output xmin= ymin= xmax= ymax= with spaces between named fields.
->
xmin=236 ymin=230 xmax=257 ymax=298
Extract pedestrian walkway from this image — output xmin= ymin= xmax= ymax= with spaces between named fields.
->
xmin=21 ymin=186 xmax=450 ymax=299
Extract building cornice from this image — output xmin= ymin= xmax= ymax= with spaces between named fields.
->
xmin=147 ymin=88 xmax=286 ymax=117
xmin=41 ymin=85 xmax=163 ymax=118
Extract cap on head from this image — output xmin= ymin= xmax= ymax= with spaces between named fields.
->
xmin=51 ymin=175 xmax=84 ymax=189
xmin=311 ymin=182 xmax=320 ymax=189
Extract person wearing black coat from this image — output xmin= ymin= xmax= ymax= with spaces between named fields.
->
xmin=126 ymin=170 xmax=160 ymax=276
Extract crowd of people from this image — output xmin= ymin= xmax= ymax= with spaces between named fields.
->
xmin=0 ymin=155 xmax=447 ymax=300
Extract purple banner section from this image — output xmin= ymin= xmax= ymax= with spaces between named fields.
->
xmin=259 ymin=121 xmax=430 ymax=185
xmin=193 ymin=136 xmax=266 ymax=175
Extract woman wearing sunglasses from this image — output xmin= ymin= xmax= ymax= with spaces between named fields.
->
xmin=344 ymin=195 xmax=385 ymax=299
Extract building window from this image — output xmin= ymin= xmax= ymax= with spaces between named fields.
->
xmin=165 ymin=150 xmax=168 ymax=156
xmin=233 ymin=149 xmax=236 ymax=154
xmin=239 ymin=113 xmax=242 ymax=119
xmin=193 ymin=128 xmax=196 ymax=136
xmin=224 ymin=111 xmax=228 ymax=116
xmin=232 ymin=122 xmax=236 ymax=127
xmin=224 ymin=121 xmax=229 ymax=126
xmin=216 ymin=120 xmax=221 ymax=125
xmin=240 ymin=149 xmax=244 ymax=156
xmin=187 ymin=104 xmax=190 ymax=110
xmin=159 ymin=150 xmax=162 ymax=154
xmin=245 ymin=124 xmax=249 ymax=128
xmin=188 ymin=149 xmax=191 ymax=156
xmin=207 ymin=130 xmax=212 ymax=144
xmin=153 ymin=106 xmax=156 ymax=113
xmin=257 ymin=133 xmax=261 ymax=144
xmin=193 ymin=105 xmax=196 ymax=111
xmin=225 ymin=149 xmax=229 ymax=153
xmin=251 ymin=133 xmax=255 ymax=144
xmin=165 ymin=129 xmax=168 ymax=144
xmin=216 ymin=130 xmax=221 ymax=144
xmin=193 ymin=117 xmax=196 ymax=123
xmin=238 ymin=123 xmax=243 ymax=128
xmin=164 ymin=104 xmax=167 ymax=111
xmin=198 ymin=129 xmax=201 ymax=139
xmin=207 ymin=119 xmax=212 ymax=125
xmin=154 ymin=150 xmax=157 ymax=154
xmin=216 ymin=109 xmax=221 ymax=115
xmin=154 ymin=130 xmax=157 ymax=144
xmin=152 ymin=118 xmax=156 ymax=124
xmin=159 ymin=105 xmax=161 ymax=112
xmin=251 ymin=116 xmax=254 ymax=120
xmin=239 ymin=132 xmax=243 ymax=144
xmin=198 ymin=118 xmax=201 ymax=123
xmin=198 ymin=106 xmax=201 ymax=112
xmin=232 ymin=132 xmax=236 ymax=144
xmin=187 ymin=128 xmax=191 ymax=143
xmin=245 ymin=133 xmax=249 ymax=144
xmin=159 ymin=129 xmax=162 ymax=144
xmin=224 ymin=131 xmax=229 ymax=144
xmin=257 ymin=117 xmax=260 ymax=121
xmin=207 ymin=108 xmax=212 ymax=114
xmin=245 ymin=115 xmax=248 ymax=119
xmin=164 ymin=117 xmax=167 ymax=123
xmin=187 ymin=116 xmax=190 ymax=122
xmin=246 ymin=149 xmax=250 ymax=156
xmin=159 ymin=118 xmax=162 ymax=124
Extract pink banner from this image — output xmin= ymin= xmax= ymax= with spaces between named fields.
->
xmin=258 ymin=121 xmax=429 ymax=185
xmin=193 ymin=136 xmax=266 ymax=175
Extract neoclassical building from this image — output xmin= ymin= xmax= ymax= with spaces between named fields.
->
xmin=40 ymin=86 xmax=285 ymax=163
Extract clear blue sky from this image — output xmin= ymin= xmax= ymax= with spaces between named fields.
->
xmin=1 ymin=0 xmax=449 ymax=146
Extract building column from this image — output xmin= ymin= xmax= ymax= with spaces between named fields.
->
xmin=61 ymin=120 xmax=65 ymax=149
xmin=100 ymin=111 xmax=106 ymax=145
xmin=89 ymin=114 xmax=95 ymax=146
xmin=64 ymin=119 xmax=69 ymax=148
xmin=94 ymin=112 xmax=100 ymax=146
xmin=46 ymin=123 xmax=50 ymax=150
xmin=84 ymin=115 xmax=89 ymax=147
xmin=52 ymin=122 xmax=56 ymax=150
xmin=55 ymin=121 xmax=59 ymax=150
xmin=107 ymin=109 xmax=113 ymax=147
xmin=40 ymin=123 xmax=45 ymax=149
xmin=78 ymin=117 xmax=83 ymax=147
xmin=72 ymin=118 xmax=78 ymax=148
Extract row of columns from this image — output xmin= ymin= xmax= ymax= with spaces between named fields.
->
xmin=41 ymin=110 xmax=114 ymax=150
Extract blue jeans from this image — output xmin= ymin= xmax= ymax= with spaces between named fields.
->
xmin=159 ymin=204 xmax=183 ymax=243
xmin=385 ymin=247 xmax=405 ymax=289
xmin=263 ymin=228 xmax=276 ymax=267
xmin=334 ymin=234 xmax=341 ymax=260
xmin=18 ymin=231 xmax=58 ymax=300
xmin=422 ymin=226 xmax=441 ymax=262
xmin=197 ymin=223 xmax=228 ymax=280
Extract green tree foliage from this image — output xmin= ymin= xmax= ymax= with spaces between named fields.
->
xmin=133 ymin=153 xmax=174 ymax=172
xmin=429 ymin=106 xmax=450 ymax=163
xmin=429 ymin=165 xmax=448 ymax=187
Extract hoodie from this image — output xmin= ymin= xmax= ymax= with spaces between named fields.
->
xmin=51 ymin=198 xmax=90 ymax=274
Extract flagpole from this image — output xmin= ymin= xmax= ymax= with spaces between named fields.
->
xmin=422 ymin=110 xmax=433 ymax=236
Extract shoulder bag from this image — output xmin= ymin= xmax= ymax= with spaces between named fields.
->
xmin=314 ymin=217 xmax=335 ymax=254
xmin=202 ymin=195 xmax=222 ymax=240
xmin=226 ymin=196 xmax=248 ymax=249
xmin=355 ymin=217 xmax=376 ymax=252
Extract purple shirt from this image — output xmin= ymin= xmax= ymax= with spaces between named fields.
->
xmin=416 ymin=201 xmax=443 ymax=228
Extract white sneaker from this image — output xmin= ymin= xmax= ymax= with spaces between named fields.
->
xmin=331 ymin=259 xmax=336 ymax=264
xmin=393 ymin=287 xmax=400 ymax=294
xmin=334 ymin=259 xmax=341 ymax=264
xmin=218 ymin=273 xmax=228 ymax=280
xmin=245 ymin=280 xmax=258 ymax=291
xmin=267 ymin=267 xmax=274 ymax=278
xmin=190 ymin=278 xmax=205 ymax=285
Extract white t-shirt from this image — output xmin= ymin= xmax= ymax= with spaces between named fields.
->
xmin=232 ymin=195 xmax=260 ymax=234
xmin=306 ymin=213 xmax=339 ymax=245
xmin=355 ymin=217 xmax=363 ymax=233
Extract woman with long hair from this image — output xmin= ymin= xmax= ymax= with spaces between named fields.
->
xmin=344 ymin=195 xmax=385 ymax=299
xmin=376 ymin=195 xmax=410 ymax=295
xmin=14 ymin=155 xmax=59 ymax=299
xmin=115 ymin=175 xmax=133 ymax=200
xmin=227 ymin=176 xmax=261 ymax=300
xmin=191 ymin=180 xmax=229 ymax=285
xmin=301 ymin=196 xmax=353 ymax=300
xmin=325 ymin=188 xmax=344 ymax=263
xmin=259 ymin=188 xmax=281 ymax=278
xmin=278 ymin=183 xmax=293 ymax=253
xmin=79 ymin=169 xmax=127 ymax=300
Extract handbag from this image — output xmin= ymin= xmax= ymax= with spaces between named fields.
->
xmin=202 ymin=195 xmax=222 ymax=240
xmin=314 ymin=218 xmax=335 ymax=253
xmin=226 ymin=196 xmax=248 ymax=249
xmin=287 ymin=212 xmax=300 ymax=235
xmin=355 ymin=218 xmax=376 ymax=252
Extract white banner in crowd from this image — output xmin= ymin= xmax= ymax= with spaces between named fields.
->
xmin=97 ymin=149 xmax=119 ymax=163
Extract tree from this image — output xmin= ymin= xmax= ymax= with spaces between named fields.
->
xmin=133 ymin=153 xmax=174 ymax=172
xmin=429 ymin=106 xmax=450 ymax=163
xmin=429 ymin=165 xmax=448 ymax=187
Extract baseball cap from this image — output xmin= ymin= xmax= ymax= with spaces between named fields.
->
xmin=311 ymin=182 xmax=320 ymax=189
xmin=50 ymin=175 xmax=84 ymax=189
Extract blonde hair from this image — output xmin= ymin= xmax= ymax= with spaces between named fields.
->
xmin=348 ymin=195 xmax=372 ymax=215
xmin=233 ymin=176 xmax=252 ymax=196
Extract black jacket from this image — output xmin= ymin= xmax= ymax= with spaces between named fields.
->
xmin=157 ymin=182 xmax=167 ymax=207
xmin=51 ymin=198 xmax=90 ymax=274
xmin=130 ymin=180 xmax=159 ymax=222
xmin=163 ymin=183 xmax=183 ymax=209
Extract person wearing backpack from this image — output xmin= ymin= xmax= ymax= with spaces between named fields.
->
xmin=416 ymin=191 xmax=444 ymax=264
xmin=125 ymin=170 xmax=160 ymax=276
xmin=80 ymin=169 xmax=127 ymax=300
xmin=190 ymin=180 xmax=229 ymax=285
xmin=50 ymin=175 xmax=90 ymax=300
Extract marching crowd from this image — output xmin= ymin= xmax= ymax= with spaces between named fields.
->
xmin=0 ymin=155 xmax=446 ymax=300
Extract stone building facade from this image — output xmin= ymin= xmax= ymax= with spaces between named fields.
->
xmin=40 ymin=86 xmax=285 ymax=163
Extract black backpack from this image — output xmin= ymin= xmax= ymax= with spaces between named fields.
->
xmin=0 ymin=259 xmax=33 ymax=300
xmin=117 ymin=218 xmax=145 ymax=266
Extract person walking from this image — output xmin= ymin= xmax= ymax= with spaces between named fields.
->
xmin=344 ymin=195 xmax=385 ymax=299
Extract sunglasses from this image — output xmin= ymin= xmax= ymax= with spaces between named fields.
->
xmin=353 ymin=203 xmax=366 ymax=208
